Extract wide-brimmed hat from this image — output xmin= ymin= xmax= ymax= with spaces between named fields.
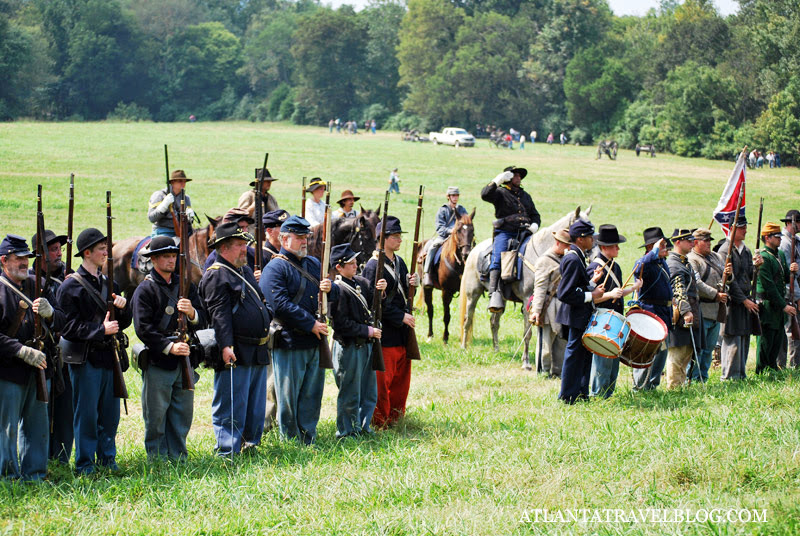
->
xmin=170 ymin=169 xmax=191 ymax=182
xmin=141 ymin=236 xmax=179 ymax=257
xmin=446 ymin=186 xmax=460 ymax=196
xmin=280 ymin=215 xmax=312 ymax=235
xmin=208 ymin=222 xmax=254 ymax=250
xmin=503 ymin=166 xmax=528 ymax=179
xmin=222 ymin=207 xmax=255 ymax=225
xmin=0 ymin=234 xmax=34 ymax=257
xmin=337 ymin=190 xmax=360 ymax=206
xmin=552 ymin=229 xmax=571 ymax=244
xmin=376 ymin=216 xmax=405 ymax=236
xmin=640 ymin=227 xmax=671 ymax=248
xmin=31 ymin=229 xmax=68 ymax=249
xmin=330 ymin=244 xmax=359 ymax=267
xmin=306 ymin=177 xmax=326 ymax=193
xmin=74 ymin=228 xmax=107 ymax=257
xmin=249 ymin=167 xmax=277 ymax=187
xmin=780 ymin=209 xmax=800 ymax=223
xmin=670 ymin=228 xmax=695 ymax=242
xmin=594 ymin=224 xmax=626 ymax=246
xmin=761 ymin=222 xmax=782 ymax=237
xmin=263 ymin=209 xmax=289 ymax=228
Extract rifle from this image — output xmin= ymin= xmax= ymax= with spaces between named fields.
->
xmin=370 ymin=191 xmax=391 ymax=371
xmin=66 ymin=173 xmax=75 ymax=274
xmin=317 ymin=183 xmax=334 ymax=369
xmin=301 ymin=176 xmax=307 ymax=219
xmin=405 ymin=185 xmax=424 ymax=360
xmin=164 ymin=144 xmax=181 ymax=238
xmin=718 ymin=184 xmax=745 ymax=323
xmin=254 ymin=153 xmax=268 ymax=272
xmin=749 ymin=197 xmax=764 ymax=336
xmin=177 ymin=189 xmax=195 ymax=390
xmin=790 ymin=214 xmax=800 ymax=340
xmin=106 ymin=191 xmax=129 ymax=411
xmin=32 ymin=185 xmax=49 ymax=403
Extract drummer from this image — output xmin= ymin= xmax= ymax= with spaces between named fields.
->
xmin=588 ymin=225 xmax=642 ymax=398
xmin=631 ymin=227 xmax=673 ymax=391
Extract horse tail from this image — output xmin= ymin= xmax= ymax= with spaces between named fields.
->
xmin=458 ymin=280 xmax=467 ymax=344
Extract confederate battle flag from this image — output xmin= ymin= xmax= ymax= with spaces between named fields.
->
xmin=713 ymin=150 xmax=747 ymax=237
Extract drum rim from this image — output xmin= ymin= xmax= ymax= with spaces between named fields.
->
xmin=582 ymin=332 xmax=623 ymax=358
xmin=625 ymin=308 xmax=667 ymax=343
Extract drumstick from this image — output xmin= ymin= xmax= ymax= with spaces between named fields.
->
xmin=615 ymin=264 xmax=642 ymax=304
xmin=601 ymin=259 xmax=615 ymax=287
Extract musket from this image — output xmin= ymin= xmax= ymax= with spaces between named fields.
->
xmin=790 ymin=214 xmax=800 ymax=340
xmin=8 ymin=300 xmax=28 ymax=340
xmin=718 ymin=184 xmax=745 ymax=323
xmin=749 ymin=197 xmax=763 ymax=336
xmin=177 ymin=189 xmax=195 ymax=390
xmin=164 ymin=144 xmax=170 ymax=192
xmin=301 ymin=176 xmax=307 ymax=219
xmin=370 ymin=191 xmax=391 ymax=371
xmin=254 ymin=153 xmax=268 ymax=272
xmin=32 ymin=185 xmax=49 ymax=403
xmin=66 ymin=173 xmax=75 ymax=274
xmin=106 ymin=191 xmax=129 ymax=410
xmin=405 ymin=185 xmax=424 ymax=360
xmin=165 ymin=144 xmax=181 ymax=238
xmin=317 ymin=183 xmax=334 ymax=369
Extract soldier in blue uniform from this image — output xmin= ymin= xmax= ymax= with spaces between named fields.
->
xmin=422 ymin=186 xmax=468 ymax=287
xmin=631 ymin=227 xmax=673 ymax=391
xmin=328 ymin=244 xmax=386 ymax=437
xmin=200 ymin=222 xmax=271 ymax=455
xmin=30 ymin=229 xmax=73 ymax=464
xmin=1 ymin=235 xmax=64 ymax=480
xmin=481 ymin=166 xmax=541 ymax=312
xmin=57 ymin=228 xmax=132 ymax=474
xmin=260 ymin=215 xmax=338 ymax=444
xmin=555 ymin=220 xmax=605 ymax=404
xmin=131 ymin=236 xmax=207 ymax=460
xmin=203 ymin=208 xmax=256 ymax=272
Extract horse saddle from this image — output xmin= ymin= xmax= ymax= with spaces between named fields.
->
xmin=132 ymin=237 xmax=153 ymax=274
xmin=478 ymin=234 xmax=532 ymax=282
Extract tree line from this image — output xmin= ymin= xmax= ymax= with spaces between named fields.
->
xmin=2 ymin=0 xmax=799 ymax=164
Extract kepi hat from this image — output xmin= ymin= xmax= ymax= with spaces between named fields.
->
xmin=446 ymin=186 xmax=460 ymax=196
xmin=330 ymin=244 xmax=359 ymax=267
xmin=280 ymin=215 xmax=312 ymax=235
xmin=0 ymin=234 xmax=34 ymax=257
xmin=568 ymin=218 xmax=594 ymax=239
xmin=761 ymin=221 xmax=782 ymax=237
xmin=780 ymin=209 xmax=800 ymax=223
xmin=222 ymin=207 xmax=255 ymax=225
xmin=376 ymin=216 xmax=405 ymax=236
xmin=670 ymin=228 xmax=695 ymax=241
xmin=692 ymin=228 xmax=713 ymax=241
xmin=262 ymin=209 xmax=289 ymax=228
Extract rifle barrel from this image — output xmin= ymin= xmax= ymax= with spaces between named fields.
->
xmin=106 ymin=191 xmax=129 ymax=402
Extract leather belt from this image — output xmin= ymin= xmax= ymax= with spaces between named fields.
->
xmin=642 ymin=299 xmax=672 ymax=307
xmin=235 ymin=334 xmax=269 ymax=346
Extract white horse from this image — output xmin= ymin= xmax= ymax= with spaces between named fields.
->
xmin=458 ymin=206 xmax=592 ymax=368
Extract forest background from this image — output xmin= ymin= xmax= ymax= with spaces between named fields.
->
xmin=2 ymin=0 xmax=800 ymax=164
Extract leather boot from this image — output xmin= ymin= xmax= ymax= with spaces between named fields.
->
xmin=488 ymin=269 xmax=505 ymax=312
xmin=423 ymin=272 xmax=434 ymax=287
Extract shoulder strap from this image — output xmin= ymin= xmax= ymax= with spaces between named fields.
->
xmin=0 ymin=275 xmax=34 ymax=307
xmin=69 ymin=272 xmax=109 ymax=311
xmin=383 ymin=260 xmax=407 ymax=304
xmin=272 ymin=254 xmax=320 ymax=287
xmin=334 ymin=277 xmax=370 ymax=313
xmin=143 ymin=275 xmax=180 ymax=332
xmin=211 ymin=262 xmax=262 ymax=299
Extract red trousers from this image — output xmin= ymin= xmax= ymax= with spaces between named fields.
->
xmin=372 ymin=345 xmax=411 ymax=428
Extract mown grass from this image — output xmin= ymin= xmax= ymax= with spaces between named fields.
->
xmin=1 ymin=121 xmax=799 ymax=534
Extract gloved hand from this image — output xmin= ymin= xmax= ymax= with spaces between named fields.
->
xmin=186 ymin=207 xmax=196 ymax=222
xmin=34 ymin=297 xmax=53 ymax=320
xmin=17 ymin=346 xmax=46 ymax=369
xmin=157 ymin=193 xmax=175 ymax=214
xmin=528 ymin=223 xmax=539 ymax=234
xmin=492 ymin=171 xmax=513 ymax=186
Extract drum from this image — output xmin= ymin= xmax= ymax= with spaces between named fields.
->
xmin=582 ymin=308 xmax=630 ymax=358
xmin=619 ymin=309 xmax=668 ymax=368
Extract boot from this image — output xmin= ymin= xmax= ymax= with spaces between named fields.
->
xmin=423 ymin=272 xmax=434 ymax=287
xmin=488 ymin=269 xmax=505 ymax=312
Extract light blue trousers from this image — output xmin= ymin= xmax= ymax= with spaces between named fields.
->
xmin=0 ymin=375 xmax=49 ymax=481
xmin=212 ymin=365 xmax=267 ymax=455
xmin=272 ymin=347 xmax=325 ymax=444
xmin=332 ymin=341 xmax=377 ymax=437
xmin=70 ymin=362 xmax=119 ymax=474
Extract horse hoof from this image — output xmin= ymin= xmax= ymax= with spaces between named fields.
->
xmin=522 ymin=363 xmax=532 ymax=371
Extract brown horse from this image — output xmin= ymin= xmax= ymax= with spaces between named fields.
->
xmin=307 ymin=206 xmax=380 ymax=271
xmin=416 ymin=209 xmax=475 ymax=344
xmin=112 ymin=219 xmax=216 ymax=297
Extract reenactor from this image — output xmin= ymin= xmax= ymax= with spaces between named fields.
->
xmin=30 ymin=229 xmax=73 ymax=464
xmin=328 ymin=244 xmax=386 ymax=437
xmin=237 ymin=168 xmax=280 ymax=222
xmin=260 ymin=215 xmax=338 ymax=444
xmin=203 ymin=208 xmax=256 ymax=272
xmin=332 ymin=190 xmax=360 ymax=221
xmin=131 ymin=236 xmax=207 ymax=460
xmin=665 ymin=229 xmax=704 ymax=388
xmin=200 ymin=222 xmax=271 ymax=455
xmin=422 ymin=186 xmax=468 ymax=287
xmin=304 ymin=178 xmax=327 ymax=227
xmin=148 ymin=170 xmax=195 ymax=237
xmin=779 ymin=209 xmax=800 ymax=368
xmin=363 ymin=216 xmax=419 ymax=427
xmin=57 ymin=228 xmax=131 ymax=474
xmin=0 ymin=235 xmax=64 ymax=480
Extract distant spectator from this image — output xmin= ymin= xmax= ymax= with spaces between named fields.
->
xmin=389 ymin=168 xmax=400 ymax=194
xmin=767 ymin=151 xmax=775 ymax=168
xmin=560 ymin=132 xmax=567 ymax=145
xmin=775 ymin=152 xmax=781 ymax=168
xmin=520 ymin=134 xmax=526 ymax=150
xmin=189 ymin=114 xmax=196 ymax=123
xmin=505 ymin=133 xmax=513 ymax=149
xmin=547 ymin=132 xmax=554 ymax=144
xmin=757 ymin=152 xmax=764 ymax=168
xmin=530 ymin=130 xmax=537 ymax=144
xmin=749 ymin=149 xmax=757 ymax=168
xmin=371 ymin=119 xmax=376 ymax=134
xmin=336 ymin=118 xmax=341 ymax=133
xmin=329 ymin=119 xmax=335 ymax=133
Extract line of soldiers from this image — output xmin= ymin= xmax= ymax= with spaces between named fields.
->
xmin=527 ymin=210 xmax=800 ymax=403
xmin=1 ymin=178 xmax=418 ymax=480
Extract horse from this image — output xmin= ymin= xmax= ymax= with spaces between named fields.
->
xmin=596 ymin=140 xmax=618 ymax=160
xmin=458 ymin=206 xmax=592 ymax=369
xmin=308 ymin=205 xmax=380 ymax=271
xmin=112 ymin=218 xmax=216 ymax=298
xmin=415 ymin=209 xmax=476 ymax=344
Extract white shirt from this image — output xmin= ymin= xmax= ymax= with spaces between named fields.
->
xmin=305 ymin=198 xmax=326 ymax=226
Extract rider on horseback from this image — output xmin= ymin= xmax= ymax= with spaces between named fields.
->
xmin=422 ymin=186 xmax=467 ymax=288
xmin=332 ymin=190 xmax=360 ymax=221
xmin=148 ymin=170 xmax=195 ymax=237
xmin=481 ymin=166 xmax=540 ymax=312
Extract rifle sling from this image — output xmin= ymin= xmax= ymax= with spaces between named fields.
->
xmin=0 ymin=275 xmax=54 ymax=342
xmin=143 ymin=275 xmax=180 ymax=332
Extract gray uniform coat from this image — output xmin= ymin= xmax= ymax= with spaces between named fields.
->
xmin=718 ymin=240 xmax=754 ymax=336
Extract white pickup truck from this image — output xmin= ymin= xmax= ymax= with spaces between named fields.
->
xmin=429 ymin=128 xmax=475 ymax=147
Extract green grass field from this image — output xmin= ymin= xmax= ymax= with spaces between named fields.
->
xmin=1 ymin=122 xmax=799 ymax=535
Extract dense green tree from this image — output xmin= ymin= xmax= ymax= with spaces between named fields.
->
xmin=241 ymin=9 xmax=299 ymax=95
xmin=753 ymin=77 xmax=800 ymax=166
xmin=359 ymin=0 xmax=405 ymax=113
